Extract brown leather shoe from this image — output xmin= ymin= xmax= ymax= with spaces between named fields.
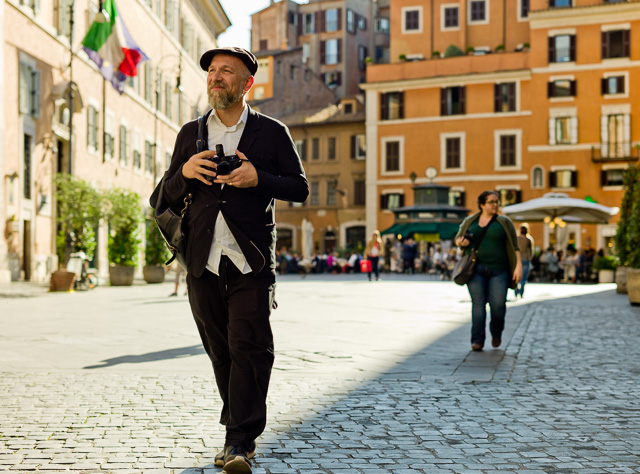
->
xmin=471 ymin=343 xmax=483 ymax=351
xmin=222 ymin=445 xmax=252 ymax=474
xmin=215 ymin=442 xmax=255 ymax=468
xmin=492 ymin=337 xmax=501 ymax=348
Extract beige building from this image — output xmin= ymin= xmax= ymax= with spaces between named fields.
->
xmin=1 ymin=0 xmax=230 ymax=282
xmin=276 ymin=97 xmax=366 ymax=257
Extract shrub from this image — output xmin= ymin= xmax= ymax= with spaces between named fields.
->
xmin=614 ymin=165 xmax=639 ymax=266
xmin=444 ymin=45 xmax=464 ymax=58
xmin=104 ymin=188 xmax=143 ymax=267
xmin=145 ymin=216 xmax=170 ymax=266
xmin=592 ymin=256 xmax=616 ymax=271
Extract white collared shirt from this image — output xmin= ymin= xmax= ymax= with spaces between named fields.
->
xmin=205 ymin=105 xmax=252 ymax=276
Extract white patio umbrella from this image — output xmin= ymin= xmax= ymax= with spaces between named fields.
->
xmin=502 ymin=192 xmax=619 ymax=224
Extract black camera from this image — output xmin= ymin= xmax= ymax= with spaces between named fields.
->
xmin=204 ymin=144 xmax=243 ymax=181
xmin=463 ymin=231 xmax=474 ymax=242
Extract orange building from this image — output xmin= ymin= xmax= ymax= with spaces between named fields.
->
xmin=363 ymin=0 xmax=638 ymax=254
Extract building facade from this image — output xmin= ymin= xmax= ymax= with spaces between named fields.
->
xmin=363 ymin=0 xmax=637 ymax=253
xmin=2 ymin=0 xmax=229 ymax=282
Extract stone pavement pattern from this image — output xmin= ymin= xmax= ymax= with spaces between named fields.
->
xmin=0 ymin=277 xmax=639 ymax=473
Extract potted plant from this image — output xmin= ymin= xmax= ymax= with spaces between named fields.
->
xmin=496 ymin=44 xmax=506 ymax=53
xmin=105 ymin=188 xmax=143 ymax=286
xmin=432 ymin=51 xmax=441 ymax=59
xmin=398 ymin=54 xmax=407 ymax=61
xmin=466 ymin=46 xmax=475 ymax=55
xmin=522 ymin=42 xmax=530 ymax=51
xmin=143 ymin=215 xmax=169 ymax=283
xmin=444 ymin=45 xmax=464 ymax=58
xmin=624 ymin=164 xmax=640 ymax=304
xmin=52 ymin=174 xmax=102 ymax=291
xmin=592 ymin=256 xmax=616 ymax=283
xmin=614 ymin=165 xmax=637 ymax=293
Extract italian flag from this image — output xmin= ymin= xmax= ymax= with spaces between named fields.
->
xmin=81 ymin=0 xmax=148 ymax=94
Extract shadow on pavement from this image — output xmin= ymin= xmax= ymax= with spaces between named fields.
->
xmin=83 ymin=344 xmax=206 ymax=369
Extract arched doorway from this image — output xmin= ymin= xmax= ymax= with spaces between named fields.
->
xmin=324 ymin=230 xmax=337 ymax=254
xmin=345 ymin=226 xmax=365 ymax=253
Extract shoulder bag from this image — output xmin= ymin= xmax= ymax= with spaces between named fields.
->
xmin=152 ymin=115 xmax=206 ymax=269
xmin=452 ymin=214 xmax=497 ymax=286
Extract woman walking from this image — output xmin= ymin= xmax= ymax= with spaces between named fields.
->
xmin=455 ymin=191 xmax=522 ymax=351
xmin=364 ymin=230 xmax=383 ymax=281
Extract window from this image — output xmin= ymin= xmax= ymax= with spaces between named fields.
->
xmin=164 ymin=81 xmax=172 ymax=120
xmin=470 ymin=1 xmax=486 ymax=22
xmin=145 ymin=140 xmax=153 ymax=174
xmin=494 ymin=83 xmax=516 ymax=112
xmin=499 ymin=189 xmax=521 ymax=206
xmin=441 ymin=86 xmax=466 ymax=116
xmin=384 ymin=141 xmax=400 ymax=172
xmin=328 ymin=137 xmax=336 ymax=160
xmin=327 ymin=181 xmax=337 ymax=205
xmin=606 ymin=114 xmax=626 ymax=158
xmin=325 ymin=39 xmax=339 ymax=65
xmin=380 ymin=193 xmax=404 ymax=210
xmin=295 ymin=139 xmax=307 ymax=161
xmin=376 ymin=18 xmax=390 ymax=33
xmin=380 ymin=92 xmax=404 ymax=120
xmin=21 ymin=0 xmax=39 ymax=14
xmin=548 ymin=79 xmax=576 ymax=98
xmin=23 ymin=134 xmax=32 ymax=200
xmin=259 ymin=39 xmax=267 ymax=51
xmin=310 ymin=181 xmax=320 ymax=205
xmin=104 ymin=113 xmax=114 ymax=161
xmin=532 ymin=166 xmax=545 ymax=189
xmin=548 ymin=35 xmax=575 ymax=63
xmin=404 ymin=9 xmax=420 ymax=31
xmin=354 ymin=180 xmax=365 ymax=205
xmin=602 ymin=30 xmax=630 ymax=59
xmin=326 ymin=9 xmax=339 ymax=32
xmin=19 ymin=62 xmax=41 ymax=119
xmin=312 ymin=138 xmax=320 ymax=160
xmin=444 ymin=6 xmax=459 ymax=29
xmin=87 ymin=104 xmax=98 ymax=151
xmin=549 ymin=0 xmax=571 ymax=6
xmin=344 ymin=103 xmax=353 ymax=114
xmin=358 ymin=45 xmax=368 ymax=71
xmin=499 ymin=135 xmax=517 ymax=166
xmin=601 ymin=169 xmax=625 ymax=187
xmin=290 ymin=64 xmax=295 ymax=80
xmin=57 ymin=0 xmax=72 ymax=40
xmin=555 ymin=117 xmax=572 ymax=144
xmin=304 ymin=13 xmax=315 ymax=34
xmin=165 ymin=0 xmax=174 ymax=31
xmin=133 ymin=132 xmax=141 ymax=170
xmin=351 ymin=134 xmax=366 ymax=159
xmin=119 ymin=125 xmax=129 ymax=166
xmin=445 ymin=137 xmax=461 ymax=169
xmin=346 ymin=9 xmax=356 ymax=34
xmin=358 ymin=16 xmax=367 ymax=30
xmin=520 ymin=0 xmax=530 ymax=19
xmin=550 ymin=169 xmax=577 ymax=188
xmin=449 ymin=190 xmax=465 ymax=207
xmin=323 ymin=71 xmax=342 ymax=88
xmin=601 ymin=76 xmax=625 ymax=95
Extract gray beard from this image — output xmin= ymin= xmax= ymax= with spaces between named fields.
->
xmin=208 ymin=87 xmax=244 ymax=110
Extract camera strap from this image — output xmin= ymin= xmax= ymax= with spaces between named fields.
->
xmin=196 ymin=115 xmax=207 ymax=153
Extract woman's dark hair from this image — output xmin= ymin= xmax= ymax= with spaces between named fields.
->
xmin=477 ymin=190 xmax=500 ymax=210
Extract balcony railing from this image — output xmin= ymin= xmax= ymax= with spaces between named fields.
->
xmin=591 ymin=142 xmax=639 ymax=163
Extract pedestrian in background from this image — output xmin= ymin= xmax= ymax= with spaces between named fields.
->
xmin=364 ymin=230 xmax=383 ymax=281
xmin=151 ymin=46 xmax=308 ymax=474
xmin=169 ymin=262 xmax=187 ymax=296
xmin=455 ymin=191 xmax=522 ymax=351
xmin=401 ymin=237 xmax=417 ymax=274
xmin=514 ymin=224 xmax=533 ymax=298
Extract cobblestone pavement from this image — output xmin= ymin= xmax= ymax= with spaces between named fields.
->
xmin=1 ymin=277 xmax=639 ymax=473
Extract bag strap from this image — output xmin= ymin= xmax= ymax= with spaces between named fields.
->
xmin=471 ymin=214 xmax=497 ymax=251
xmin=196 ymin=114 xmax=206 ymax=153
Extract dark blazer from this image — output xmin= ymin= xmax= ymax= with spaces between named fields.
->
xmin=151 ymin=107 xmax=308 ymax=278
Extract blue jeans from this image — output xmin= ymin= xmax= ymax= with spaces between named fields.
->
xmin=467 ymin=264 xmax=509 ymax=346
xmin=514 ymin=260 xmax=530 ymax=297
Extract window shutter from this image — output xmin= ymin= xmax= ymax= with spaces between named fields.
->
xmin=547 ymin=81 xmax=554 ymax=98
xmin=398 ymin=91 xmax=404 ymax=119
xmin=623 ymin=29 xmax=631 ymax=57
xmin=459 ymin=191 xmax=466 ymax=207
xmin=19 ymin=63 xmax=30 ymax=115
xmin=380 ymin=93 xmax=388 ymax=120
xmin=459 ymin=86 xmax=466 ymax=114
xmin=570 ymin=117 xmax=578 ymax=144
xmin=508 ymin=83 xmax=516 ymax=111
xmin=380 ymin=194 xmax=388 ymax=210
xmin=315 ymin=12 xmax=321 ymax=33
xmin=601 ymin=78 xmax=608 ymax=95
xmin=31 ymin=69 xmax=41 ymax=119
xmin=601 ymin=31 xmax=609 ymax=59
xmin=549 ymin=171 xmax=557 ymax=188
xmin=494 ymin=84 xmax=500 ymax=112
xmin=515 ymin=190 xmax=522 ymax=203
xmin=549 ymin=0 xmax=555 ymax=6
xmin=297 ymin=14 xmax=303 ymax=35
xmin=548 ymin=118 xmax=556 ymax=145
xmin=600 ymin=170 xmax=608 ymax=187
xmin=350 ymin=135 xmax=356 ymax=158
xmin=399 ymin=194 xmax=405 ymax=207
xmin=337 ymin=8 xmax=342 ymax=30
xmin=34 ymin=0 xmax=40 ymax=13
xmin=569 ymin=35 xmax=576 ymax=61
xmin=319 ymin=10 xmax=326 ymax=32
xmin=337 ymin=39 xmax=342 ymax=63
xmin=548 ymin=36 xmax=555 ymax=63
xmin=620 ymin=75 xmax=626 ymax=94
xmin=320 ymin=41 xmax=326 ymax=64
xmin=440 ymin=88 xmax=447 ymax=116
xmin=570 ymin=80 xmax=577 ymax=97
xmin=336 ymin=72 xmax=342 ymax=85
xmin=571 ymin=170 xmax=578 ymax=188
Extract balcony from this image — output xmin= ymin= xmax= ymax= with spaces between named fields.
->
xmin=591 ymin=142 xmax=639 ymax=163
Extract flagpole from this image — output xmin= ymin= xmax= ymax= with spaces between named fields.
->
xmin=67 ymin=1 xmax=74 ymax=174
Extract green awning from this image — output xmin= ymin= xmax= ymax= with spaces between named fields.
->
xmin=380 ymin=222 xmax=460 ymax=240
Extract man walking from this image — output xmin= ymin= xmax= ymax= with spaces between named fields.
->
xmin=152 ymin=47 xmax=308 ymax=473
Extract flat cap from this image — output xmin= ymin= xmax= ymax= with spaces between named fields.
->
xmin=199 ymin=47 xmax=258 ymax=76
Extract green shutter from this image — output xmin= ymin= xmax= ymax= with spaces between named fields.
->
xmin=19 ymin=63 xmax=31 ymax=115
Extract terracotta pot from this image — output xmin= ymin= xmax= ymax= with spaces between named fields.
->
xmin=50 ymin=270 xmax=76 ymax=292
xmin=143 ymin=264 xmax=165 ymax=283
xmin=109 ymin=265 xmax=135 ymax=286
xmin=627 ymin=268 xmax=640 ymax=305
xmin=616 ymin=266 xmax=628 ymax=294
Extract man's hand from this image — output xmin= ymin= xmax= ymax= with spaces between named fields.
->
xmin=214 ymin=150 xmax=259 ymax=188
xmin=181 ymin=150 xmax=218 ymax=185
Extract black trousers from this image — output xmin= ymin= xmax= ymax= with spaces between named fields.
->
xmin=187 ymin=256 xmax=276 ymax=450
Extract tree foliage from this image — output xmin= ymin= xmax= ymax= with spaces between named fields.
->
xmin=614 ymin=165 xmax=639 ymax=266
xmin=623 ymin=165 xmax=640 ymax=268
xmin=145 ymin=214 xmax=170 ymax=266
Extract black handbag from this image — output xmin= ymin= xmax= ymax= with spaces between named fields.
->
xmin=151 ymin=115 xmax=206 ymax=269
xmin=452 ymin=215 xmax=496 ymax=285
